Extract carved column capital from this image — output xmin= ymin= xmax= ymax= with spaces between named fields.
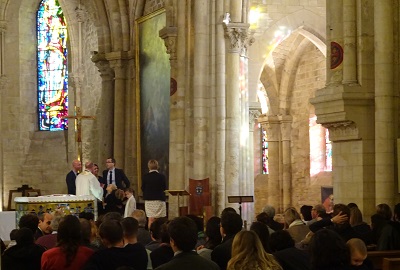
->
xmin=75 ymin=6 xmax=87 ymax=22
xmin=258 ymin=114 xmax=280 ymax=141
xmin=159 ymin=26 xmax=177 ymax=60
xmin=249 ymin=109 xmax=261 ymax=129
xmin=223 ymin=22 xmax=255 ymax=54
xmin=323 ymin=121 xmax=359 ymax=142
xmin=69 ymin=72 xmax=83 ymax=90
xmin=105 ymin=51 xmax=130 ymax=79
xmin=279 ymin=115 xmax=292 ymax=141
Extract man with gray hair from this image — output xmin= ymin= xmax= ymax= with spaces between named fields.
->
xmin=132 ymin=209 xmax=152 ymax=246
xmin=307 ymin=204 xmax=327 ymax=226
xmin=76 ymin=161 xmax=103 ymax=201
xmin=262 ymin=205 xmax=284 ymax=231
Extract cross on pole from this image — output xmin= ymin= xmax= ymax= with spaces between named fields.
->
xmin=62 ymin=106 xmax=95 ymax=162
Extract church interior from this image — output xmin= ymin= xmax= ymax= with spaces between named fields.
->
xmin=0 ymin=0 xmax=399 ymax=226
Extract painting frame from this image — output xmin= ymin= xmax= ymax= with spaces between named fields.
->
xmin=135 ymin=9 xmax=170 ymax=195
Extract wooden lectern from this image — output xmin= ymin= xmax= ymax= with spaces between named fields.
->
xmin=227 ymin=195 xmax=254 ymax=219
xmin=165 ymin=190 xmax=190 ymax=216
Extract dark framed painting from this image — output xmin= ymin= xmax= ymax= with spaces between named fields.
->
xmin=321 ymin=186 xmax=334 ymax=213
xmin=135 ymin=9 xmax=170 ymax=192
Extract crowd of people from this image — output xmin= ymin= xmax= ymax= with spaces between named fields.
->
xmin=1 ymin=158 xmax=400 ymax=269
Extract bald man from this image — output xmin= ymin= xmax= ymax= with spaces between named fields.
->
xmin=75 ymin=161 xmax=103 ymax=201
xmin=66 ymin=159 xmax=81 ymax=195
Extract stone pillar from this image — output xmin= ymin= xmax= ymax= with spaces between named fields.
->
xmin=374 ymin=0 xmax=394 ymax=205
xmin=342 ymin=0 xmax=357 ymax=84
xmin=264 ymin=115 xmax=281 ymax=210
xmin=326 ymin=0 xmax=343 ymax=85
xmin=215 ymin=0 xmax=227 ymax=214
xmin=0 ymin=20 xmax=5 ymax=76
xmin=224 ymin=22 xmax=250 ymax=207
xmin=0 ymin=21 xmax=6 ymax=210
xmin=107 ymin=52 xmax=129 ymax=167
xmin=280 ymin=115 xmax=292 ymax=210
xmin=92 ymin=53 xmax=114 ymax=164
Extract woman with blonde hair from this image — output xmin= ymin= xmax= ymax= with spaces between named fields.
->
xmin=227 ymin=230 xmax=282 ymax=270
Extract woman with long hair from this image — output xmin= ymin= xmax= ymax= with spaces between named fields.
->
xmin=227 ymin=230 xmax=282 ymax=270
xmin=41 ymin=215 xmax=94 ymax=270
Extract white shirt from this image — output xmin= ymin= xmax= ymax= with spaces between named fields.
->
xmin=75 ymin=170 xmax=104 ymax=201
xmin=124 ymin=195 xmax=137 ymax=217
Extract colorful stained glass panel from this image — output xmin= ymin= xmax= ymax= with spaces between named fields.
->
xmin=37 ymin=0 xmax=68 ymax=131
xmin=262 ymin=128 xmax=269 ymax=174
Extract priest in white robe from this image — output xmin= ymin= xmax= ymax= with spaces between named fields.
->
xmin=75 ymin=161 xmax=103 ymax=201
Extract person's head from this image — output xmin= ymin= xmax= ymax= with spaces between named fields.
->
xmin=300 ymin=205 xmax=313 ymax=221
xmin=9 ymin=229 xmax=18 ymax=241
xmin=333 ymin=204 xmax=351 ymax=225
xmin=99 ymin=220 xmax=124 ymax=247
xmin=93 ymin=163 xmax=99 ymax=176
xmin=15 ymin=227 xmax=35 ymax=246
xmin=72 ymin=159 xmax=82 ymax=172
xmin=349 ymin=207 xmax=364 ymax=227
xmin=221 ymin=207 xmax=237 ymax=215
xmin=85 ymin=161 xmax=95 ymax=173
xmin=262 ymin=205 xmax=276 ymax=218
xmin=79 ymin=218 xmax=93 ymax=243
xmin=78 ymin=211 xmax=95 ymax=221
xmin=347 ymin=202 xmax=358 ymax=209
xmin=346 ymin=238 xmax=367 ymax=266
xmin=147 ymin=159 xmax=159 ymax=170
xmin=376 ymin=203 xmax=392 ymax=220
xmin=168 ymin=216 xmax=197 ymax=252
xmin=121 ymin=217 xmax=139 ymax=240
xmin=106 ymin=157 xmax=116 ymax=170
xmin=394 ymin=203 xmax=400 ymax=222
xmin=150 ymin=217 xmax=168 ymax=241
xmin=228 ymin=230 xmax=281 ymax=270
xmin=124 ymin=187 xmax=135 ymax=198
xmin=106 ymin=183 xmax=117 ymax=193
xmin=57 ymin=215 xmax=81 ymax=246
xmin=283 ymin=207 xmax=301 ymax=225
xmin=269 ymin=230 xmax=295 ymax=252
xmin=38 ymin=212 xmax=53 ymax=234
xmin=185 ymin=214 xmax=204 ymax=232
xmin=250 ymin=221 xmax=270 ymax=252
xmin=50 ymin=211 xmax=64 ymax=231
xmin=204 ymin=216 xmax=222 ymax=249
xmin=255 ymin=212 xmax=271 ymax=225
xmin=102 ymin=211 xmax=123 ymax=223
xmin=312 ymin=204 xmax=326 ymax=219
xmin=220 ymin=211 xmax=242 ymax=237
xmin=132 ymin=209 xmax=147 ymax=228
xmin=309 ymin=229 xmax=350 ymax=269
xmin=160 ymin=221 xmax=171 ymax=244
xmin=18 ymin=213 xmax=39 ymax=233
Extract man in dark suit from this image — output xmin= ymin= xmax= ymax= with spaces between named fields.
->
xmin=155 ymin=216 xmax=219 ymax=270
xmin=66 ymin=159 xmax=81 ymax=195
xmin=211 ymin=211 xmax=243 ymax=270
xmin=101 ymin=157 xmax=130 ymax=190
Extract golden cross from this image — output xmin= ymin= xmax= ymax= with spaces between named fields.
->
xmin=62 ymin=106 xmax=95 ymax=161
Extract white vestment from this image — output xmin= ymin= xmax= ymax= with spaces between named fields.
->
xmin=124 ymin=195 xmax=137 ymax=217
xmin=75 ymin=170 xmax=103 ymax=201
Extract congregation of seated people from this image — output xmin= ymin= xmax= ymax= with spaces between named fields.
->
xmin=2 ymin=201 xmax=400 ymax=270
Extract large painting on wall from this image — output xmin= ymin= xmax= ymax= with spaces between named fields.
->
xmin=135 ymin=9 xmax=170 ymax=191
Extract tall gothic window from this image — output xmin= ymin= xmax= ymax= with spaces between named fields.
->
xmin=309 ymin=115 xmax=332 ymax=175
xmin=37 ymin=0 xmax=68 ymax=131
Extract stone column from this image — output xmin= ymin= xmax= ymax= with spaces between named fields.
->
xmin=0 ymin=20 xmax=5 ymax=76
xmin=215 ymin=0 xmax=227 ymax=214
xmin=374 ymin=0 xmax=394 ymax=205
xmin=280 ymin=115 xmax=292 ymax=210
xmin=224 ymin=22 xmax=250 ymax=207
xmin=265 ymin=115 xmax=281 ymax=210
xmin=107 ymin=52 xmax=129 ymax=167
xmin=0 ymin=20 xmax=6 ymax=210
xmin=342 ymin=0 xmax=357 ymax=84
xmin=92 ymin=53 xmax=114 ymax=164
xmin=326 ymin=0 xmax=343 ymax=85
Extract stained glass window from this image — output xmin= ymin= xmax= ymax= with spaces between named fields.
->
xmin=325 ymin=129 xmax=332 ymax=171
xmin=309 ymin=115 xmax=332 ymax=175
xmin=37 ymin=0 xmax=68 ymax=131
xmin=262 ymin=127 xmax=269 ymax=174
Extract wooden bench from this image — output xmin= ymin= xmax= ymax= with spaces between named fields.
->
xmin=367 ymin=250 xmax=400 ymax=270
xmin=383 ymin=258 xmax=400 ymax=270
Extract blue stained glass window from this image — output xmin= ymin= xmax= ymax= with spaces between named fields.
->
xmin=37 ymin=0 xmax=68 ymax=131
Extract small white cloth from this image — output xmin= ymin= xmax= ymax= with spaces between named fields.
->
xmin=124 ymin=195 xmax=137 ymax=218
xmin=75 ymin=170 xmax=103 ymax=201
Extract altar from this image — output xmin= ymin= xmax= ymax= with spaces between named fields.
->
xmin=14 ymin=195 xmax=97 ymax=224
